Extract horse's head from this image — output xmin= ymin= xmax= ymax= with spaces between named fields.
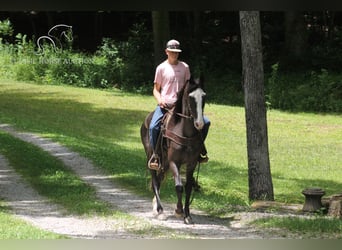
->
xmin=187 ymin=76 xmax=206 ymax=131
xmin=48 ymin=24 xmax=73 ymax=42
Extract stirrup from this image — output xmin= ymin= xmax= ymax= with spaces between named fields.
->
xmin=198 ymin=153 xmax=209 ymax=163
xmin=148 ymin=153 xmax=161 ymax=170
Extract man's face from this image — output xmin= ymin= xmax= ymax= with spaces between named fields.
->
xmin=166 ymin=50 xmax=179 ymax=61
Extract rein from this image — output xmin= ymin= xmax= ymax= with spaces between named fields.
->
xmin=162 ymin=107 xmax=203 ymax=147
xmin=164 ymin=107 xmax=192 ymax=120
xmin=162 ymin=85 xmax=204 ymax=147
xmin=163 ymin=128 xmax=202 ymax=146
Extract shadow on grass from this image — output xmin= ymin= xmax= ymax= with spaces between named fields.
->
xmin=0 ymin=131 xmax=112 ymax=215
xmin=272 ymin=172 xmax=342 ymax=204
xmin=0 ymin=89 xmax=148 ymax=142
xmin=1 ymin=87 xmax=341 ymax=216
xmin=0 ymin=88 xmax=151 ymax=201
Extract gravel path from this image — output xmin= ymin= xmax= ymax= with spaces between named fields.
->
xmin=0 ymin=124 xmax=294 ymax=239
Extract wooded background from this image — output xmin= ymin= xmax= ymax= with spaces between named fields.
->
xmin=2 ymin=11 xmax=342 ymax=69
xmin=1 ymin=11 xmax=341 ymax=112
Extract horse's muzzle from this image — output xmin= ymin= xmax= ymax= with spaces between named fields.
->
xmin=194 ymin=120 xmax=204 ymax=130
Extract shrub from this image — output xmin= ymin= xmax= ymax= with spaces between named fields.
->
xmin=266 ymin=65 xmax=342 ymax=113
xmin=0 ymin=19 xmax=14 ymax=42
xmin=1 ymin=17 xmax=341 ymax=113
xmin=96 ymin=38 xmax=124 ymax=87
xmin=96 ymin=22 xmax=154 ymax=91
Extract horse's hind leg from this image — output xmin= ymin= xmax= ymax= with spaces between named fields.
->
xmin=151 ymin=170 xmax=163 ymax=214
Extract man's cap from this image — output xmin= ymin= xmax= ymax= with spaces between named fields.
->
xmin=166 ymin=39 xmax=182 ymax=52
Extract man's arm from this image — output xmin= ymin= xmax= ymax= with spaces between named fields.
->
xmin=153 ymin=82 xmax=165 ymax=108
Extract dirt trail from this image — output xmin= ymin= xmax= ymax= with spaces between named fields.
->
xmin=0 ymin=124 xmax=288 ymax=239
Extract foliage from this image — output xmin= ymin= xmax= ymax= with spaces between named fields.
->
xmin=0 ymin=19 xmax=14 ymax=42
xmin=203 ymin=71 xmax=244 ymax=106
xmin=96 ymin=38 xmax=124 ymax=87
xmin=0 ymin=20 xmax=153 ymax=93
xmin=266 ymin=64 xmax=342 ymax=113
xmin=1 ymin=15 xmax=342 ymax=113
xmin=96 ymin=22 xmax=154 ymax=91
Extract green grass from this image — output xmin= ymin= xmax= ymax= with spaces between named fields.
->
xmin=0 ymin=133 xmax=183 ymax=238
xmin=0 ymin=201 xmax=67 ymax=239
xmin=0 ymin=79 xmax=341 ymax=235
xmin=0 ymin=130 xmax=112 ymax=215
xmin=252 ymin=216 xmax=342 ymax=239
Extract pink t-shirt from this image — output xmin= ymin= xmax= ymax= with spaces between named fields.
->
xmin=154 ymin=60 xmax=191 ymax=105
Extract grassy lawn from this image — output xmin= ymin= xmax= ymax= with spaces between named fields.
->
xmin=0 ymin=201 xmax=67 ymax=239
xmin=0 ymin=130 xmax=112 ymax=215
xmin=0 ymin=79 xmax=341 ymax=217
xmin=251 ymin=216 xmax=342 ymax=239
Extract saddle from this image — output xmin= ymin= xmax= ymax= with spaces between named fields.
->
xmin=148 ymin=107 xmax=207 ymax=171
xmin=154 ymin=107 xmax=204 ymax=159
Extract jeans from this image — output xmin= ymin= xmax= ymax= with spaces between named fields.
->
xmin=149 ymin=105 xmax=210 ymax=150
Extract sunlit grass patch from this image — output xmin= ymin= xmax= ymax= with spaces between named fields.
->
xmin=0 ymin=79 xmax=341 ymax=216
xmin=251 ymin=216 xmax=342 ymax=239
xmin=0 ymin=130 xmax=112 ymax=215
xmin=0 ymin=201 xmax=67 ymax=239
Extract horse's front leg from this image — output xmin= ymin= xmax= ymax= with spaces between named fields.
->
xmin=183 ymin=164 xmax=196 ymax=224
xmin=169 ymin=161 xmax=183 ymax=216
xmin=150 ymin=169 xmax=163 ymax=214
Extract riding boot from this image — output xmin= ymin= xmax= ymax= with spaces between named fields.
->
xmin=148 ymin=152 xmax=160 ymax=170
xmin=198 ymin=144 xmax=209 ymax=163
xmin=149 ymin=128 xmax=163 ymax=170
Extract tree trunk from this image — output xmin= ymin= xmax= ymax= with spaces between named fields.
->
xmin=152 ymin=11 xmax=170 ymax=67
xmin=239 ymin=11 xmax=274 ymax=201
xmin=282 ymin=11 xmax=308 ymax=67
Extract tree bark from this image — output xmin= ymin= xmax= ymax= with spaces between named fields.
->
xmin=152 ymin=11 xmax=170 ymax=67
xmin=285 ymin=11 xmax=307 ymax=57
xmin=239 ymin=11 xmax=274 ymax=201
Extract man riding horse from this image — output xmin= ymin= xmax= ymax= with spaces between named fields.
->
xmin=148 ymin=39 xmax=210 ymax=170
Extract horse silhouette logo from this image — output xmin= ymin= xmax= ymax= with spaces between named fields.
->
xmin=36 ymin=24 xmax=73 ymax=55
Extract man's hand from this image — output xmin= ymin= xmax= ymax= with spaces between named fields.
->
xmin=158 ymin=100 xmax=166 ymax=108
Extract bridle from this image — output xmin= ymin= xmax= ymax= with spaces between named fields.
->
xmin=164 ymin=84 xmax=204 ymax=121
xmin=164 ymin=107 xmax=192 ymax=120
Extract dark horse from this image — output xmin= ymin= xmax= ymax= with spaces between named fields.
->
xmin=140 ymin=76 xmax=206 ymax=224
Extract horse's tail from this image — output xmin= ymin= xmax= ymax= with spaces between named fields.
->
xmin=140 ymin=112 xmax=154 ymax=158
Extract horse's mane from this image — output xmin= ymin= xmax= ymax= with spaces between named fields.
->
xmin=173 ymin=77 xmax=200 ymax=122
xmin=173 ymin=81 xmax=187 ymax=114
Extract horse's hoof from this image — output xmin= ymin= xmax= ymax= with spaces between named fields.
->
xmin=157 ymin=207 xmax=163 ymax=214
xmin=174 ymin=213 xmax=183 ymax=218
xmin=184 ymin=216 xmax=193 ymax=225
xmin=174 ymin=208 xmax=184 ymax=218
xmin=153 ymin=207 xmax=164 ymax=216
xmin=157 ymin=212 xmax=167 ymax=220
xmin=152 ymin=197 xmax=163 ymax=215
xmin=152 ymin=197 xmax=158 ymax=212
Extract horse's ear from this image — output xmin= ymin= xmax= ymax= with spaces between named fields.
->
xmin=188 ymin=75 xmax=194 ymax=83
xmin=199 ymin=74 xmax=204 ymax=85
xmin=189 ymin=74 xmax=204 ymax=89
xmin=196 ymin=73 xmax=205 ymax=90
xmin=188 ymin=76 xmax=196 ymax=87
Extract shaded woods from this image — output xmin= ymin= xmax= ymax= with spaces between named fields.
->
xmin=0 ymin=11 xmax=341 ymax=112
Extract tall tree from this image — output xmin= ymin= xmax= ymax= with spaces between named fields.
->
xmin=152 ymin=11 xmax=170 ymax=66
xmin=239 ymin=11 xmax=274 ymax=201
xmin=282 ymin=11 xmax=308 ymax=67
